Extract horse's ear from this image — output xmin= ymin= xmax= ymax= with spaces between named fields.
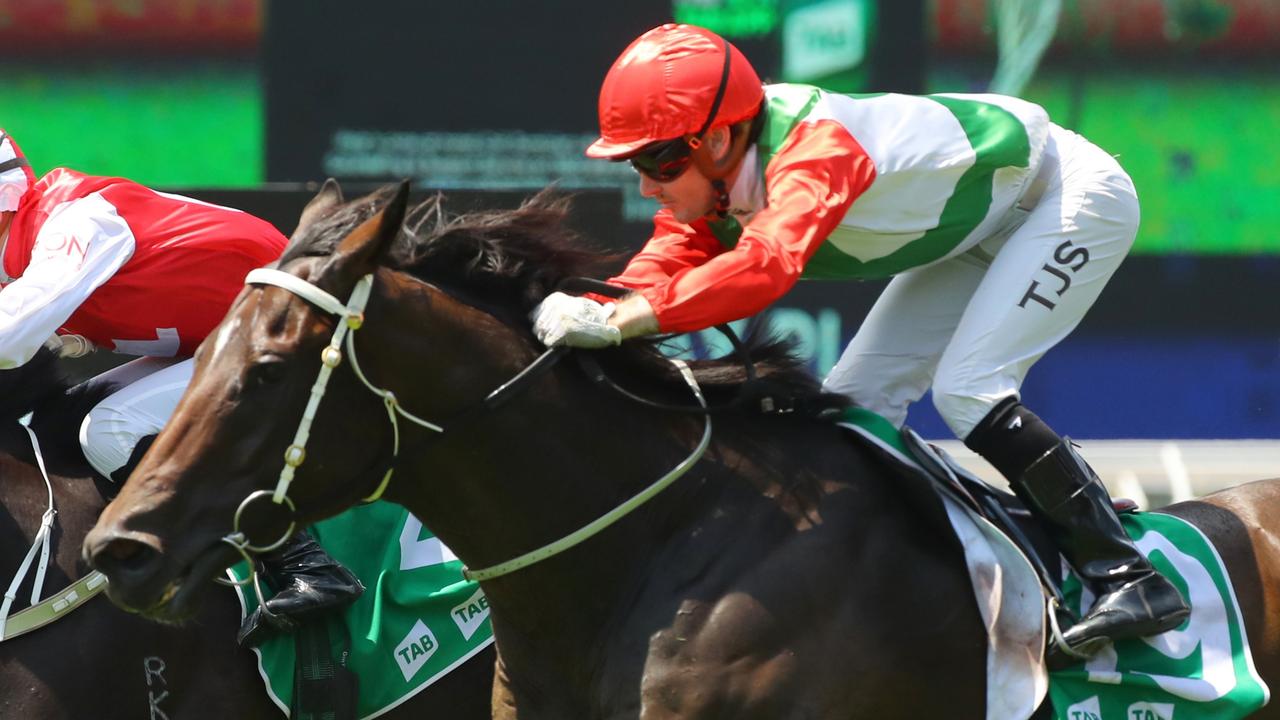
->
xmin=292 ymin=178 xmax=345 ymax=240
xmin=328 ymin=180 xmax=409 ymax=277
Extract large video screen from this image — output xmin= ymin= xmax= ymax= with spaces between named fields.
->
xmin=1 ymin=0 xmax=1274 ymax=255
xmin=259 ymin=0 xmax=1279 ymax=256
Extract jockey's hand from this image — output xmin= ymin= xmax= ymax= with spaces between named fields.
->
xmin=43 ymin=333 xmax=96 ymax=358
xmin=530 ymin=292 xmax=622 ymax=349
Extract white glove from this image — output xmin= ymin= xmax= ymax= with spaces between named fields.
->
xmin=530 ymin=292 xmax=622 ymax=349
xmin=43 ymin=333 xmax=96 ymax=358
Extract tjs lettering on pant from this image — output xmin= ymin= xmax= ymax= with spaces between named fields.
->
xmin=1018 ymin=239 xmax=1091 ymax=310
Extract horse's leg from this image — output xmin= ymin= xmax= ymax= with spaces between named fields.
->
xmin=1163 ymin=479 xmax=1280 ymax=715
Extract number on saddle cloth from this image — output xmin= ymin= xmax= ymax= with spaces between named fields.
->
xmin=1049 ymin=512 xmax=1269 ymax=719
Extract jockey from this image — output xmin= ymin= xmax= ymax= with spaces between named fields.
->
xmin=0 ymin=130 xmax=362 ymax=647
xmin=531 ymin=24 xmax=1189 ymax=658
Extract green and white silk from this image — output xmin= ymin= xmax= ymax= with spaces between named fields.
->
xmin=710 ymin=83 xmax=1051 ymax=279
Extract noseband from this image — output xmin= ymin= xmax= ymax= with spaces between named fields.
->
xmin=226 ymin=267 xmax=710 ymax=584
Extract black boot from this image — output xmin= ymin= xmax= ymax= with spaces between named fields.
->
xmin=1015 ymin=440 xmax=1190 ymax=657
xmin=237 ymin=531 xmax=364 ymax=648
xmin=100 ymin=434 xmax=158 ymax=501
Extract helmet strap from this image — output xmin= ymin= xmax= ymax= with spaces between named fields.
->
xmin=691 ymin=122 xmax=753 ymax=220
xmin=711 ymin=178 xmax=730 ymax=219
xmin=692 ymin=38 xmax=753 ymax=221
xmin=684 ymin=34 xmax=734 ymax=181
xmin=693 ymin=37 xmax=733 ymax=139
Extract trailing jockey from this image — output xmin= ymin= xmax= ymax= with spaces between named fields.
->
xmin=0 ymin=129 xmax=362 ymax=647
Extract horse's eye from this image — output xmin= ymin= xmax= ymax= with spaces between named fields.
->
xmin=248 ymin=359 xmax=287 ymax=387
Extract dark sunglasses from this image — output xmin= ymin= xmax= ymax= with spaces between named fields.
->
xmin=627 ymin=136 xmax=701 ymax=182
xmin=625 ymin=37 xmax=731 ymax=183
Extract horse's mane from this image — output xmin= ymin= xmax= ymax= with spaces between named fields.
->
xmin=283 ymin=185 xmax=850 ymax=417
xmin=281 ymin=186 xmax=610 ymax=310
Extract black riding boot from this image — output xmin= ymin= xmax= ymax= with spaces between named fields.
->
xmin=1015 ymin=440 xmax=1190 ymax=656
xmin=102 ymin=434 xmax=158 ymax=500
xmin=237 ymin=531 xmax=364 ymax=648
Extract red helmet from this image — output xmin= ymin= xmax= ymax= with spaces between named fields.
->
xmin=0 ymin=130 xmax=34 ymax=212
xmin=587 ymin=24 xmax=765 ymax=159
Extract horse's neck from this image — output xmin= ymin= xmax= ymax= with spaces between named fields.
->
xmin=399 ymin=397 xmax=861 ymax=689
xmin=394 ymin=394 xmax=707 ymax=655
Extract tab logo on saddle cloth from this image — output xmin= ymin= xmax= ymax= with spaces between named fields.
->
xmin=451 ymin=588 xmax=490 ymax=640
xmin=1065 ymin=696 xmax=1102 ymax=720
xmin=393 ymin=619 xmax=440 ymax=682
xmin=1063 ymin=694 xmax=1175 ymax=720
xmin=1128 ymin=702 xmax=1176 ymax=720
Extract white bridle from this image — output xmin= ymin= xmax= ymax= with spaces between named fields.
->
xmin=221 ymin=268 xmax=445 ymax=568
xmin=223 ymin=266 xmax=710 ymax=584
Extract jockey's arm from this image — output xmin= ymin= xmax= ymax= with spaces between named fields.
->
xmin=539 ymin=124 xmax=870 ymax=347
xmin=608 ymin=293 xmax=660 ymax=340
xmin=617 ymin=123 xmax=872 ymax=335
xmin=0 ymin=196 xmax=135 ymax=368
xmin=608 ymin=211 xmax=726 ymax=290
xmin=603 ymin=211 xmax=725 ymax=340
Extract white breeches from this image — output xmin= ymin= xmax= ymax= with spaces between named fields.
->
xmin=79 ymin=356 xmax=194 ymax=478
xmin=822 ymin=124 xmax=1139 ymax=439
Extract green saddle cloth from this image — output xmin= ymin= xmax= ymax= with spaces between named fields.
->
xmin=1050 ymin=510 xmax=1269 ymax=719
xmin=834 ymin=407 xmax=1270 ymax=719
xmin=229 ymin=501 xmax=493 ymax=719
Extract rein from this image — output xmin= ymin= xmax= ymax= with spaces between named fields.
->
xmin=0 ymin=413 xmax=108 ymax=641
xmin=558 ymin=278 xmax=785 ymax=415
xmin=235 ymin=267 xmax=711 ymax=583
xmin=463 ymin=361 xmax=709 ymax=581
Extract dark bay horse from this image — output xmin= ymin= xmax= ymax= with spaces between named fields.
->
xmin=0 ymin=344 xmax=493 ymax=718
xmin=84 ymin=183 xmax=1280 ymax=718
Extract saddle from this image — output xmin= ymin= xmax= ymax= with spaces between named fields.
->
xmin=898 ymin=430 xmax=1066 ymax=598
xmin=834 ymin=407 xmax=1142 ymax=650
xmin=901 ymin=430 xmax=1139 ymax=606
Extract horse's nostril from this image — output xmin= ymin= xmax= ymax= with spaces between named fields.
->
xmin=105 ymin=538 xmax=141 ymax=563
xmin=92 ymin=536 xmax=160 ymax=578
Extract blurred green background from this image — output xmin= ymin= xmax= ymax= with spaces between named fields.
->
xmin=1020 ymin=66 xmax=1279 ymax=255
xmin=3 ymin=0 xmax=1276 ymax=255
xmin=1 ymin=61 xmax=261 ymax=187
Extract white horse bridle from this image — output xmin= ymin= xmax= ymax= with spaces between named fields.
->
xmin=222 ymin=268 xmax=446 ymax=564
xmin=225 ymin=266 xmax=710 ymax=585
